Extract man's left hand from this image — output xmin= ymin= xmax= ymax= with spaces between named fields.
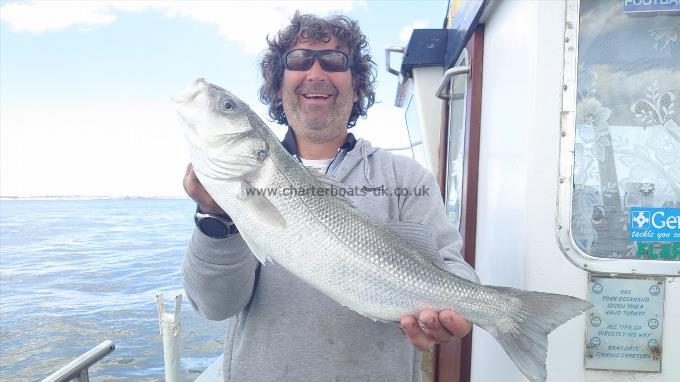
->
xmin=400 ymin=310 xmax=472 ymax=351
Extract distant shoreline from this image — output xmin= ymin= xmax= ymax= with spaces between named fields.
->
xmin=0 ymin=196 xmax=191 ymax=201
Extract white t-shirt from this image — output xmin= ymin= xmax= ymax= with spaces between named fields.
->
xmin=300 ymin=157 xmax=334 ymax=174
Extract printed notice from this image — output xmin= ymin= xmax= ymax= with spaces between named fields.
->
xmin=585 ymin=276 xmax=664 ymax=372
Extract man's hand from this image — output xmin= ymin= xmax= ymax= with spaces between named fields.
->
xmin=400 ymin=310 xmax=471 ymax=351
xmin=183 ymin=163 xmax=226 ymax=215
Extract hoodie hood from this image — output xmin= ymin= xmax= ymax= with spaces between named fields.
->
xmin=332 ymin=138 xmax=379 ymax=185
xmin=279 ymin=128 xmax=379 ymax=185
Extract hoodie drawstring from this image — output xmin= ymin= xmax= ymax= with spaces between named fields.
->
xmin=361 ymin=143 xmax=375 ymax=187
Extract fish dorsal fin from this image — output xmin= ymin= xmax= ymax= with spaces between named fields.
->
xmin=302 ymin=166 xmax=356 ymax=209
xmin=387 ymin=221 xmax=449 ymax=270
xmin=238 ymin=181 xmax=287 ymax=229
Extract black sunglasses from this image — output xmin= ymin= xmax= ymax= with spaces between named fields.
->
xmin=282 ymin=49 xmax=351 ymax=72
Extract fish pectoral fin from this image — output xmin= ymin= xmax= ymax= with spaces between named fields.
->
xmin=238 ymin=181 xmax=286 ymax=229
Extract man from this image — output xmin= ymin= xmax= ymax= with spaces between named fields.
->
xmin=182 ymin=12 xmax=479 ymax=382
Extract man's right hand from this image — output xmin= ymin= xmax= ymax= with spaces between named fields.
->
xmin=184 ymin=163 xmax=226 ymax=215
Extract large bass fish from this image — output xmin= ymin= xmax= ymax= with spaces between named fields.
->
xmin=174 ymin=78 xmax=591 ymax=382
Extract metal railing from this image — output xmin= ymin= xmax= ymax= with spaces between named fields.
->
xmin=435 ymin=65 xmax=470 ymax=100
xmin=382 ymin=141 xmax=423 ymax=151
xmin=385 ymin=46 xmax=405 ymax=76
xmin=42 ymin=340 xmax=115 ymax=382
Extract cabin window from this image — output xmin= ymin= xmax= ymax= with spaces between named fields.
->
xmin=405 ymin=94 xmax=429 ymax=168
xmin=444 ymin=50 xmax=469 ymax=229
xmin=558 ymin=0 xmax=680 ymax=275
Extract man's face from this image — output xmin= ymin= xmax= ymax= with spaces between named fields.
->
xmin=280 ymin=35 xmax=358 ymax=145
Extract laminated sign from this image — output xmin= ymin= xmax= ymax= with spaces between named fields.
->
xmin=586 ymin=276 xmax=664 ymax=372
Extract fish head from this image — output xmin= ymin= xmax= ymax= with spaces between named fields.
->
xmin=174 ymin=78 xmax=269 ymax=183
xmin=173 ymin=78 xmax=254 ymax=147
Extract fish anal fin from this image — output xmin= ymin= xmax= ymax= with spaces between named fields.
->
xmin=346 ymin=306 xmax=392 ymax=323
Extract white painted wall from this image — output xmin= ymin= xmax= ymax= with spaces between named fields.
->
xmin=469 ymin=0 xmax=679 ymax=381
xmin=472 ymin=1 xmax=539 ymax=380
xmin=412 ymin=66 xmax=444 ymax=176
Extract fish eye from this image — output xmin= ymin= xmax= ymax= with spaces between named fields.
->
xmin=256 ymin=148 xmax=268 ymax=161
xmin=223 ymin=101 xmax=233 ymax=111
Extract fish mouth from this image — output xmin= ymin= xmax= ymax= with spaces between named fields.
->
xmin=172 ymin=77 xmax=210 ymax=104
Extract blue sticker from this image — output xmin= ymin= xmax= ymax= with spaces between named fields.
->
xmin=623 ymin=0 xmax=680 ymax=14
xmin=629 ymin=208 xmax=680 ymax=242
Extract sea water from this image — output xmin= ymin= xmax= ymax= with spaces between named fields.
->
xmin=0 ymin=199 xmax=228 ymax=381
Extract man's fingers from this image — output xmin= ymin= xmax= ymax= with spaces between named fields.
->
xmin=400 ymin=316 xmax=434 ymax=351
xmin=438 ymin=310 xmax=472 ymax=338
xmin=419 ymin=310 xmax=454 ymax=343
xmin=183 ymin=163 xmax=200 ymax=194
xmin=182 ymin=163 xmax=226 ymax=215
xmin=400 ymin=310 xmax=473 ymax=351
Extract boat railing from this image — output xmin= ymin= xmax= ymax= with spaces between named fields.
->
xmin=41 ymin=340 xmax=116 ymax=382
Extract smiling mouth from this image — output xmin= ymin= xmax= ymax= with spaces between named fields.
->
xmin=302 ymin=93 xmax=332 ymax=99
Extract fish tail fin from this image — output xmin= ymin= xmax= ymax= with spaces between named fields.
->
xmin=480 ymin=288 xmax=592 ymax=382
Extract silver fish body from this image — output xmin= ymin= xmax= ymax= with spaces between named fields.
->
xmin=174 ymin=78 xmax=592 ymax=382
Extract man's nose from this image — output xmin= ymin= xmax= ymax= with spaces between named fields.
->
xmin=305 ymin=58 xmax=328 ymax=81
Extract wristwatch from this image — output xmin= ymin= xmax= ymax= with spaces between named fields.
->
xmin=194 ymin=207 xmax=239 ymax=239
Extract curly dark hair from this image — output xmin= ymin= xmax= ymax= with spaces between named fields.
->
xmin=258 ymin=11 xmax=376 ymax=129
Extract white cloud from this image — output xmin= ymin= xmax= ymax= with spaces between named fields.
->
xmin=0 ymin=1 xmax=361 ymax=53
xmin=0 ymin=1 xmax=119 ymax=33
xmin=400 ymin=20 xmax=428 ymax=42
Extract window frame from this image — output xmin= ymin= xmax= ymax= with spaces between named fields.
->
xmin=556 ymin=0 xmax=680 ymax=276
xmin=435 ymin=27 xmax=484 ymax=382
xmin=443 ymin=48 xmax=470 ymax=230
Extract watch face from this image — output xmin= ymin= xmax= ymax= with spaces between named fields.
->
xmin=198 ymin=216 xmax=229 ymax=238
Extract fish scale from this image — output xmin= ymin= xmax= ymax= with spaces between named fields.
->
xmin=175 ymin=78 xmax=592 ymax=382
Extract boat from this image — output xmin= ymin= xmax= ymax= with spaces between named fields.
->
xmin=385 ymin=0 xmax=679 ymax=380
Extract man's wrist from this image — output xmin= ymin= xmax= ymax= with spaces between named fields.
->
xmin=196 ymin=203 xmax=227 ymax=216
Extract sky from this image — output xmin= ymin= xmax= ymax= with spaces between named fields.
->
xmin=0 ymin=0 xmax=448 ymax=197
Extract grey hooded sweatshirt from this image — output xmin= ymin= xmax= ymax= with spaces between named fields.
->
xmin=182 ymin=136 xmax=479 ymax=382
